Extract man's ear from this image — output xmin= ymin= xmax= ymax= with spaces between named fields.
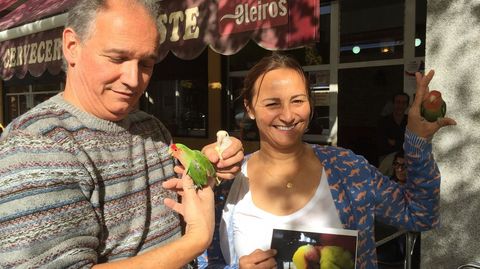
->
xmin=62 ymin=27 xmax=81 ymax=67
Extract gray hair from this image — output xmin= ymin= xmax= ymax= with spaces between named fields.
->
xmin=62 ymin=0 xmax=160 ymax=70
xmin=66 ymin=0 xmax=161 ymax=43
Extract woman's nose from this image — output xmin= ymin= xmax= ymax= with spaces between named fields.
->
xmin=279 ymin=105 xmax=294 ymax=122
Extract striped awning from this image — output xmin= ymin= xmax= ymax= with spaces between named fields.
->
xmin=0 ymin=0 xmax=321 ymax=80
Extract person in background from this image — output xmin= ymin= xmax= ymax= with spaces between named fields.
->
xmin=376 ymin=92 xmax=410 ymax=176
xmin=197 ymin=53 xmax=456 ymax=269
xmin=391 ymin=150 xmax=406 ymax=185
xmin=0 ymin=1 xmax=243 ymax=268
xmin=377 ymin=149 xmax=423 ymax=269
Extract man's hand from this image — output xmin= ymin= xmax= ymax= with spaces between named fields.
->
xmin=202 ymin=136 xmax=244 ymax=181
xmin=407 ymin=70 xmax=457 ymax=138
xmin=163 ymin=173 xmax=215 ymax=251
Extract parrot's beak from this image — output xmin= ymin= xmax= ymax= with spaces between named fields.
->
xmin=168 ymin=146 xmax=173 ymax=156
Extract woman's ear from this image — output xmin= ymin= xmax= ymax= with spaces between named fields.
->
xmin=62 ymin=28 xmax=81 ymax=68
xmin=244 ymin=100 xmax=255 ymax=120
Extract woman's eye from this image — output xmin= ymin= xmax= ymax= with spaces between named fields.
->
xmin=265 ymin=103 xmax=278 ymax=107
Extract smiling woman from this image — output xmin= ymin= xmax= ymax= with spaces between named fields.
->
xmin=244 ymin=67 xmax=311 ymax=149
xmin=196 ymin=52 xmax=449 ymax=269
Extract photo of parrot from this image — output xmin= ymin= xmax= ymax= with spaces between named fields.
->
xmin=421 ymin=90 xmax=446 ymax=122
xmin=169 ymin=143 xmax=217 ymax=189
xmin=292 ymin=244 xmax=354 ymax=269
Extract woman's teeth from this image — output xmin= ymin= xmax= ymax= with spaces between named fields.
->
xmin=276 ymin=125 xmax=295 ymax=131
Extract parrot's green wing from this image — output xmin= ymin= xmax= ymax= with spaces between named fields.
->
xmin=186 ymin=150 xmax=216 ymax=188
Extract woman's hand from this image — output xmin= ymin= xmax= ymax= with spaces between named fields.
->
xmin=202 ymin=136 xmax=244 ymax=181
xmin=239 ymin=249 xmax=277 ymax=269
xmin=407 ymin=70 xmax=457 ymax=138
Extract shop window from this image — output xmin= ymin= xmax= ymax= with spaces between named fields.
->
xmin=304 ymin=70 xmax=331 ymax=143
xmin=3 ymin=73 xmax=64 ymax=124
xmin=142 ymin=79 xmax=208 ymax=137
xmin=337 ymin=65 xmax=404 ymax=166
xmin=142 ymin=51 xmax=208 ymax=138
xmin=415 ymin=0 xmax=427 ymax=57
xmin=340 ymin=0 xmax=405 ymax=63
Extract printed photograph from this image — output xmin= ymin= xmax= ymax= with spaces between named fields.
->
xmin=271 ymin=226 xmax=358 ymax=269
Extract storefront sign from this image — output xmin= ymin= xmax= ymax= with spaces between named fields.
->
xmin=0 ymin=0 xmax=319 ymax=79
xmin=218 ymin=0 xmax=288 ymax=35
xmin=156 ymin=0 xmax=320 ymax=61
xmin=0 ymin=27 xmax=63 ymax=80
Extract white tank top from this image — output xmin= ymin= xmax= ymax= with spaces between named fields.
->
xmin=232 ymin=162 xmax=343 ymax=258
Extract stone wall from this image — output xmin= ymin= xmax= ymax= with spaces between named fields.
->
xmin=423 ymin=0 xmax=480 ymax=267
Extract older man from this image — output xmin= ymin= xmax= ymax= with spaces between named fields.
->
xmin=0 ymin=0 xmax=243 ymax=268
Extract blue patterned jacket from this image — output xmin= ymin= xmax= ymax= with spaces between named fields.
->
xmin=198 ymin=129 xmax=440 ymax=269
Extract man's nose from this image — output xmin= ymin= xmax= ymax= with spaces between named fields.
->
xmin=121 ymin=61 xmax=140 ymax=88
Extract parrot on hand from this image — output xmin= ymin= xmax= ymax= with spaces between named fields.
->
xmin=215 ymin=130 xmax=232 ymax=161
xmin=421 ymin=90 xmax=446 ymax=122
xmin=169 ymin=143 xmax=217 ymax=189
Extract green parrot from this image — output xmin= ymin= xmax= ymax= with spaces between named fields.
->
xmin=421 ymin=90 xmax=446 ymax=122
xmin=169 ymin=143 xmax=217 ymax=189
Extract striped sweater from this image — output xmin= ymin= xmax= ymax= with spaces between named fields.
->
xmin=0 ymin=93 xmax=181 ymax=268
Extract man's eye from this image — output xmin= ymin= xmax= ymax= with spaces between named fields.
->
xmin=140 ymin=61 xmax=155 ymax=69
xmin=109 ymin=56 xmax=126 ymax=63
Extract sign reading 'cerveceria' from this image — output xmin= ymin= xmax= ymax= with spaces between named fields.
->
xmin=218 ymin=0 xmax=288 ymax=35
xmin=0 ymin=27 xmax=64 ymax=80
xmin=2 ymin=38 xmax=62 ymax=69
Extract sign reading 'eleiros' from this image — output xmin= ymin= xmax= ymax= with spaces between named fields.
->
xmin=218 ymin=0 xmax=288 ymax=35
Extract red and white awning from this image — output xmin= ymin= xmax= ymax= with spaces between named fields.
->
xmin=0 ymin=0 xmax=320 ymax=80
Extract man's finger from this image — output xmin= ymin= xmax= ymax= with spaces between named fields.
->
xmin=181 ymin=173 xmax=197 ymax=197
xmin=163 ymin=178 xmax=182 ymax=189
xmin=164 ymin=198 xmax=184 ymax=215
xmin=174 ymin=165 xmax=185 ymax=174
